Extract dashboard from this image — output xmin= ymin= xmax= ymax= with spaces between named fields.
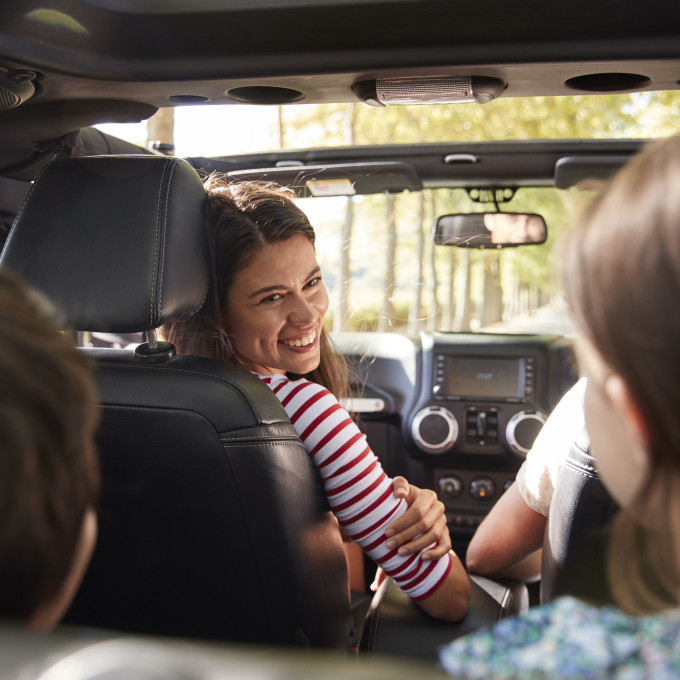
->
xmin=335 ymin=331 xmax=579 ymax=558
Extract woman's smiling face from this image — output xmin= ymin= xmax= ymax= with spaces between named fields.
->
xmin=223 ymin=233 xmax=329 ymax=375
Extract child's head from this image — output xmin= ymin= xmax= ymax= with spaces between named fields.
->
xmin=0 ymin=268 xmax=99 ymax=629
xmin=564 ymin=135 xmax=680 ymax=614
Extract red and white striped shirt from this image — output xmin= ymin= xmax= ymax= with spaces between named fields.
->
xmin=257 ymin=372 xmax=452 ymax=601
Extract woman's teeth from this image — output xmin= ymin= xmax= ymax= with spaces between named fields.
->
xmin=281 ymin=330 xmax=316 ymax=347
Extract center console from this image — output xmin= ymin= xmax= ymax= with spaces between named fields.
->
xmin=407 ymin=333 xmax=575 ymax=546
xmin=336 ymin=330 xmax=578 ymax=558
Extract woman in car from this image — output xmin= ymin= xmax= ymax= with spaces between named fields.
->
xmin=164 ymin=177 xmax=470 ymax=622
xmin=441 ymin=135 xmax=680 ymax=676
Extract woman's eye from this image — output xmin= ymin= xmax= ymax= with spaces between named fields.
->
xmin=307 ymin=277 xmax=321 ymax=288
xmin=261 ymin=293 xmax=282 ymax=303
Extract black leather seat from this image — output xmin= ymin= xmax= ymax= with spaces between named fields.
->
xmin=541 ymin=426 xmax=617 ymax=605
xmin=0 ymin=155 xmax=351 ymax=647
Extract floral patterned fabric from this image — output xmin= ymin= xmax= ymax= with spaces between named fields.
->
xmin=439 ymin=597 xmax=680 ymax=679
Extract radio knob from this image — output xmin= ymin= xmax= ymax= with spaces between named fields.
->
xmin=506 ymin=410 xmax=547 ymax=457
xmin=470 ymin=477 xmax=496 ymax=500
xmin=438 ymin=475 xmax=463 ymax=500
xmin=411 ymin=406 xmax=459 ymax=455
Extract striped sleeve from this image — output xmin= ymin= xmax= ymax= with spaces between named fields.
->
xmin=258 ymin=372 xmax=452 ymax=601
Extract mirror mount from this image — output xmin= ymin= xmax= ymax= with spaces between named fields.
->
xmin=465 ymin=187 xmax=517 ymax=207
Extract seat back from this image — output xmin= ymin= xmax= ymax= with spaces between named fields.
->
xmin=0 ymin=155 xmax=350 ymax=646
xmin=540 ymin=426 xmax=617 ymax=604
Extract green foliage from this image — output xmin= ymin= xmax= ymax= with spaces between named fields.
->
xmin=281 ymin=91 xmax=680 ymax=148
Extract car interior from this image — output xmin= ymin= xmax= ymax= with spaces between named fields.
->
xmin=1 ymin=0 xmax=679 ymax=677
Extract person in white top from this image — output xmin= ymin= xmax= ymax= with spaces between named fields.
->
xmin=165 ymin=176 xmax=469 ymax=621
xmin=466 ymin=378 xmax=586 ymax=580
xmin=516 ymin=378 xmax=587 ymax=517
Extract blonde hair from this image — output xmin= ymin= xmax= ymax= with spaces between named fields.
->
xmin=563 ymin=135 xmax=680 ymax=614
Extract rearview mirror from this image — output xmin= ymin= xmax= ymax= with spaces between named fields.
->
xmin=434 ymin=212 xmax=547 ymax=248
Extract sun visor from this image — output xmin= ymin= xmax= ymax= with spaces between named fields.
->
xmin=554 ymin=155 xmax=632 ymax=189
xmin=225 ymin=161 xmax=422 ymax=196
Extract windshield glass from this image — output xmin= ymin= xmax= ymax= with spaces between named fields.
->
xmin=302 ymin=186 xmax=595 ymax=338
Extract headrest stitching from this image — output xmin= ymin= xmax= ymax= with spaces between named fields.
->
xmin=1 ymin=161 xmax=53 ymax=258
xmin=151 ymin=160 xmax=171 ymax=327
xmin=158 ymin=160 xmax=176 ymax=326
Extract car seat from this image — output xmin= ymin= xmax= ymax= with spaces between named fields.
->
xmin=0 ymin=155 xmax=351 ymax=647
xmin=541 ymin=426 xmax=617 ymax=604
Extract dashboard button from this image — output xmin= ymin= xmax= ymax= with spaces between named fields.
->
xmin=470 ymin=477 xmax=496 ymax=500
xmin=438 ymin=475 xmax=463 ymax=500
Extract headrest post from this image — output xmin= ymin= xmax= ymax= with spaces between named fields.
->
xmin=144 ymin=329 xmax=159 ymax=351
xmin=135 ymin=329 xmax=176 ymax=363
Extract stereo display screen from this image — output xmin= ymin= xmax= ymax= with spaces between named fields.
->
xmin=446 ymin=356 xmax=524 ymax=399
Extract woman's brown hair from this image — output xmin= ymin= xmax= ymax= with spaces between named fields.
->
xmin=0 ymin=268 xmax=99 ymax=620
xmin=563 ymin=135 xmax=680 ymax=614
xmin=164 ymin=176 xmax=349 ymax=401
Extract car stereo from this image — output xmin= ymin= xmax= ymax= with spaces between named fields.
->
xmin=432 ymin=354 xmax=535 ymax=403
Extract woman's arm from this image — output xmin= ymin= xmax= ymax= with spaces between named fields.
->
xmin=417 ymin=551 xmax=470 ymax=621
xmin=260 ymin=373 xmax=470 ymax=621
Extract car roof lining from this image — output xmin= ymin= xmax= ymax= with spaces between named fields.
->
xmin=1 ymin=0 xmax=679 ymax=112
xmin=3 ymin=0 xmax=679 ymax=77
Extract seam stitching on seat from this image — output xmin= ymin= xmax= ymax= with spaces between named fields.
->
xmin=151 ymin=160 xmax=170 ymax=326
xmin=219 ymin=434 xmax=300 ymax=442
xmin=2 ymin=161 xmax=54 ymax=256
xmin=220 ymin=440 xmax=304 ymax=449
xmin=562 ymin=467 xmax=599 ymax=481
xmin=564 ymin=459 xmax=597 ymax=475
xmin=158 ymin=160 xmax=175 ymax=323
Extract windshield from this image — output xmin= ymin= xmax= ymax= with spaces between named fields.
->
xmin=300 ymin=186 xmax=594 ymax=338
xmin=97 ymin=91 xmax=680 ymax=338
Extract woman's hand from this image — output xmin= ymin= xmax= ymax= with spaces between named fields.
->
xmin=385 ymin=477 xmax=451 ymax=560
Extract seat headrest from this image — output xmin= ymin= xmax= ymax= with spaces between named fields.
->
xmin=0 ymin=155 xmax=208 ymax=333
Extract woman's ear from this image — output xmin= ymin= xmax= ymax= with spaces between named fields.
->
xmin=604 ymin=373 xmax=652 ymax=475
